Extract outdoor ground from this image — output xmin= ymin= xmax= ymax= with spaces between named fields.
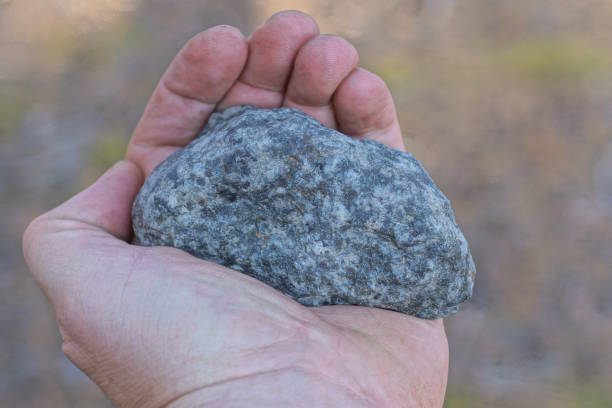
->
xmin=1 ymin=1 xmax=611 ymax=406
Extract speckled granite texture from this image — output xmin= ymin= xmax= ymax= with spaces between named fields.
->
xmin=132 ymin=105 xmax=475 ymax=318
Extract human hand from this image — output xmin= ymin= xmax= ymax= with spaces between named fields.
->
xmin=23 ymin=11 xmax=448 ymax=407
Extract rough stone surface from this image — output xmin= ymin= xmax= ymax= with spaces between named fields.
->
xmin=132 ymin=105 xmax=475 ymax=318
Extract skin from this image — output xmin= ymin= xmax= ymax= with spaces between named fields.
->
xmin=22 ymin=11 xmax=448 ymax=408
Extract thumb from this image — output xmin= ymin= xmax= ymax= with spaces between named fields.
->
xmin=47 ymin=160 xmax=143 ymax=240
xmin=22 ymin=160 xmax=143 ymax=299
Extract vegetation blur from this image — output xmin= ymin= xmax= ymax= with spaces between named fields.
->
xmin=1 ymin=1 xmax=611 ymax=406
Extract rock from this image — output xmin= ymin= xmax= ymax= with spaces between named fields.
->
xmin=132 ymin=105 xmax=475 ymax=318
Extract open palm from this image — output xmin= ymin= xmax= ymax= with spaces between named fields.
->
xmin=23 ymin=11 xmax=448 ymax=407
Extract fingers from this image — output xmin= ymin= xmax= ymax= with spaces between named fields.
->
xmin=283 ymin=35 xmax=358 ymax=127
xmin=126 ymin=11 xmax=404 ymax=178
xmin=127 ymin=25 xmax=248 ymax=176
xmin=281 ymin=34 xmax=402 ymax=151
xmin=333 ymin=68 xmax=405 ymax=150
xmin=218 ymin=11 xmax=319 ymax=109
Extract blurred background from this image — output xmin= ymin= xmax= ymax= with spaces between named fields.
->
xmin=1 ymin=0 xmax=611 ymax=406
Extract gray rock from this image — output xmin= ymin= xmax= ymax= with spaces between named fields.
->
xmin=132 ymin=105 xmax=475 ymax=318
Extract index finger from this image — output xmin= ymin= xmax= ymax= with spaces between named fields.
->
xmin=126 ymin=25 xmax=248 ymax=176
